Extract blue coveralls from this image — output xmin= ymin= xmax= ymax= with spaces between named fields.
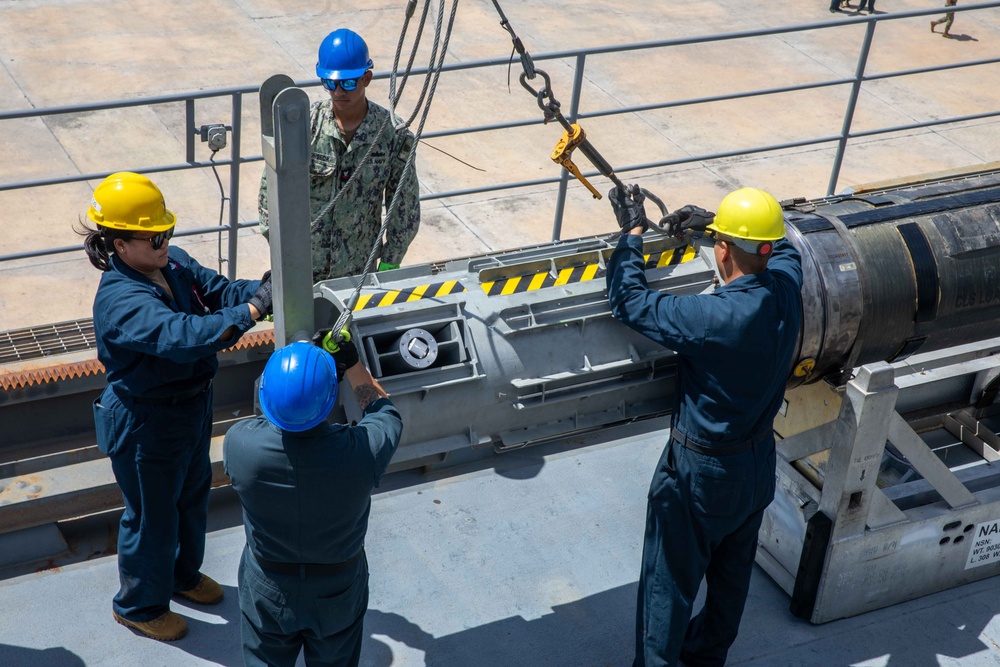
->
xmin=223 ymin=397 xmax=402 ymax=667
xmin=607 ymin=235 xmax=802 ymax=667
xmin=92 ymin=247 xmax=258 ymax=622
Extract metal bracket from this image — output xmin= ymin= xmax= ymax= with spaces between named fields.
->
xmin=199 ymin=123 xmax=228 ymax=151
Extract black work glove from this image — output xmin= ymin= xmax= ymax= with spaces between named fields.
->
xmin=662 ymin=205 xmax=715 ymax=237
xmin=248 ymin=270 xmax=272 ymax=319
xmin=311 ymin=328 xmax=360 ymax=380
xmin=609 ymin=184 xmax=648 ymax=233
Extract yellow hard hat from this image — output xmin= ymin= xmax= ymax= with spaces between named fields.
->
xmin=707 ymin=187 xmax=784 ymax=243
xmin=87 ymin=172 xmax=176 ymax=232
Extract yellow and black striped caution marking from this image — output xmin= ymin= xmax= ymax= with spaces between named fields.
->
xmin=480 ymin=245 xmax=697 ymax=297
xmin=480 ymin=263 xmax=600 ymax=296
xmin=353 ymin=280 xmax=466 ymax=311
xmin=351 ymin=245 xmax=697 ymax=309
xmin=647 ymin=244 xmax=698 ymax=270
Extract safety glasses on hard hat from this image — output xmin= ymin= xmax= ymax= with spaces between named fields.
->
xmin=128 ymin=227 xmax=174 ymax=250
xmin=321 ymin=78 xmax=359 ymax=92
xmin=706 ymin=231 xmax=742 ymax=252
xmin=707 ymin=229 xmax=773 ymax=257
xmin=707 ymin=231 xmax=734 ymax=246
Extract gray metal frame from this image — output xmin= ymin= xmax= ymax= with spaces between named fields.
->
xmin=2 ymin=2 xmax=999 ymax=276
xmin=759 ymin=339 xmax=1000 ymax=622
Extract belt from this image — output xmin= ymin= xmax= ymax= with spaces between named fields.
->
xmin=124 ymin=381 xmax=212 ymax=406
xmin=671 ymin=427 xmax=771 ymax=457
xmin=251 ymin=548 xmax=364 ymax=577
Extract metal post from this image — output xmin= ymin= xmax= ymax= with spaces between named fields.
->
xmin=817 ymin=362 xmax=900 ymax=540
xmin=227 ymin=92 xmax=242 ymax=281
xmin=551 ymin=54 xmax=588 ymax=241
xmin=259 ymin=75 xmax=313 ymax=348
xmin=185 ymin=99 xmax=196 ymax=164
xmin=827 ymin=20 xmax=877 ymax=196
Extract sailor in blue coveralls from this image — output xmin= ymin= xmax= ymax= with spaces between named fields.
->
xmin=224 ymin=335 xmax=401 ymax=667
xmin=81 ymin=172 xmax=273 ymax=641
xmin=606 ymin=186 xmax=803 ymax=667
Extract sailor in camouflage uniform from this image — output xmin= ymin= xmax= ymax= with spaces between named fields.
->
xmin=258 ymin=28 xmax=420 ymax=283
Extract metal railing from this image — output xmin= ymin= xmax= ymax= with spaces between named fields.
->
xmin=1 ymin=3 xmax=998 ymax=278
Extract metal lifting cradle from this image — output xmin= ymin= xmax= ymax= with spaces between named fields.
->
xmin=264 ymin=69 xmax=1000 ymax=623
xmin=763 ymin=170 xmax=1000 ymax=622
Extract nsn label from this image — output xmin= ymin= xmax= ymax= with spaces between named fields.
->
xmin=965 ymin=520 xmax=1000 ymax=570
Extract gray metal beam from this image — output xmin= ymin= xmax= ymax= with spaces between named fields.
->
xmin=259 ymin=75 xmax=314 ymax=347
xmin=888 ymin=412 xmax=979 ymax=509
xmin=818 ymin=363 xmax=899 ymax=541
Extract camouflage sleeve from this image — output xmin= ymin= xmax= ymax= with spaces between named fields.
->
xmin=257 ymin=169 xmax=270 ymax=242
xmin=381 ymin=129 xmax=420 ymax=266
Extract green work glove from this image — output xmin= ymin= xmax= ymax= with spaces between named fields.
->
xmin=311 ymin=328 xmax=359 ymax=379
xmin=378 ymin=261 xmax=399 ymax=272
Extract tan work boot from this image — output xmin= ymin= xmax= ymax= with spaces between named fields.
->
xmin=175 ymin=573 xmax=224 ymax=605
xmin=114 ymin=610 xmax=188 ymax=641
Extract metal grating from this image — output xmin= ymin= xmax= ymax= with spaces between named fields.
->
xmin=0 ymin=319 xmax=97 ymax=364
xmin=0 ymin=325 xmax=273 ymax=391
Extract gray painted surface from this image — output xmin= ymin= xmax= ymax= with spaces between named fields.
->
xmin=2 ymin=427 xmax=1000 ymax=665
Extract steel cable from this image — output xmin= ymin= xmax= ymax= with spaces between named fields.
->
xmin=332 ymin=0 xmax=460 ymax=337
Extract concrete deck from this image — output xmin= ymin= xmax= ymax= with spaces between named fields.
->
xmin=1 ymin=1 xmax=1000 ymax=329
xmin=4 ymin=427 xmax=1000 ymax=666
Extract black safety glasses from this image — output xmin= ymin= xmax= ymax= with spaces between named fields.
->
xmin=706 ymin=231 xmax=736 ymax=247
xmin=128 ymin=227 xmax=174 ymax=250
xmin=707 ymin=230 xmax=772 ymax=256
xmin=321 ymin=78 xmax=359 ymax=92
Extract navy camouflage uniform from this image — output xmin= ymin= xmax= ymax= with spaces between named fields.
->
xmin=258 ymin=98 xmax=420 ymax=282
xmin=223 ymin=397 xmax=402 ymax=667
xmin=607 ymin=235 xmax=802 ymax=667
xmin=92 ymin=246 xmax=259 ymax=622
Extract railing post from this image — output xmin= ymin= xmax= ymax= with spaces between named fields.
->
xmin=551 ymin=54 xmax=588 ymax=241
xmin=227 ymin=92 xmax=242 ymax=281
xmin=185 ymin=99 xmax=196 ymax=164
xmin=827 ymin=20 xmax=877 ymax=197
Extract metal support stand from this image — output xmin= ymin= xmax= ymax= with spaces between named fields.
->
xmin=259 ymin=74 xmax=313 ymax=347
xmin=759 ymin=343 xmax=1000 ymax=623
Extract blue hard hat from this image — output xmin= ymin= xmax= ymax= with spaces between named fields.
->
xmin=316 ymin=28 xmax=374 ymax=80
xmin=258 ymin=341 xmax=338 ymax=432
